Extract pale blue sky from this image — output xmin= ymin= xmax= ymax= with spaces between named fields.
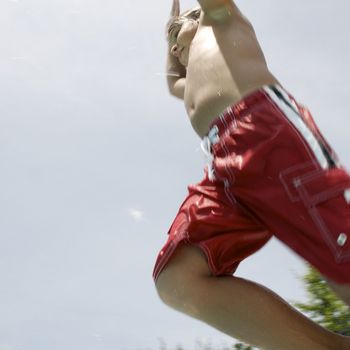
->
xmin=0 ymin=0 xmax=349 ymax=349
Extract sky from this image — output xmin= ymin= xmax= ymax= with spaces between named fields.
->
xmin=0 ymin=0 xmax=349 ymax=349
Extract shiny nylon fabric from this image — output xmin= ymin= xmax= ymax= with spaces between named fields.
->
xmin=152 ymin=174 xmax=272 ymax=281
xmin=153 ymin=86 xmax=350 ymax=284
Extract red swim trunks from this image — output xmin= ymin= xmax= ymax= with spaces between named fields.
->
xmin=153 ymin=85 xmax=350 ymax=284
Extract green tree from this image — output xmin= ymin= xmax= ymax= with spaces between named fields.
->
xmin=293 ymin=266 xmax=350 ymax=336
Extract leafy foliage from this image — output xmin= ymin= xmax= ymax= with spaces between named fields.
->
xmin=293 ymin=266 xmax=350 ymax=336
xmin=157 ymin=339 xmax=254 ymax=350
xmin=232 ymin=343 xmax=254 ymax=350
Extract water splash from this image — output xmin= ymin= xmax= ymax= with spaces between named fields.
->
xmin=155 ymin=72 xmax=181 ymax=77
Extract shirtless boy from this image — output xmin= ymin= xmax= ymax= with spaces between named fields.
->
xmin=153 ymin=1 xmax=350 ymax=349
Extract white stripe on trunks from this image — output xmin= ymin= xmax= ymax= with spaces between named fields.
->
xmin=264 ymin=85 xmax=329 ymax=170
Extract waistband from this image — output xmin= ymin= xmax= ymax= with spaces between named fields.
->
xmin=204 ymin=84 xmax=298 ymax=145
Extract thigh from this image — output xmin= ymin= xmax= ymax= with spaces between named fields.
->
xmin=155 ymin=243 xmax=212 ymax=306
xmin=157 ymin=243 xmax=211 ymax=283
xmin=212 ymin=87 xmax=350 ymax=284
xmin=153 ymin=173 xmax=272 ymax=283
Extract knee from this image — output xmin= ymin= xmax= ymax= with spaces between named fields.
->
xmin=156 ymin=252 xmax=211 ymax=317
xmin=155 ymin=263 xmax=197 ymax=312
xmin=154 ymin=245 xmax=212 ymax=314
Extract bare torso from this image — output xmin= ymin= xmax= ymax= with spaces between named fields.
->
xmin=185 ymin=6 xmax=279 ymax=137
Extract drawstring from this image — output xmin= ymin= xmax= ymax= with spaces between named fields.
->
xmin=200 ymin=126 xmax=219 ymax=181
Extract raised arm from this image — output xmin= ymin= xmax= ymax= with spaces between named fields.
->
xmin=166 ymin=0 xmax=186 ymax=99
xmin=197 ymin=0 xmax=235 ymax=22
xmin=166 ymin=46 xmax=186 ymax=99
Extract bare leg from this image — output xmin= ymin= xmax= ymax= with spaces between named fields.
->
xmin=156 ymin=244 xmax=350 ymax=350
xmin=326 ymin=279 xmax=350 ymax=306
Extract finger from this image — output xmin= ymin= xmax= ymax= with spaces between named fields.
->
xmin=170 ymin=0 xmax=180 ymax=18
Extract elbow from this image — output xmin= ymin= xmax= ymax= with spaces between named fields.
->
xmin=167 ymin=77 xmax=186 ymax=100
xmin=168 ymin=86 xmax=184 ymax=100
xmin=168 ymin=88 xmax=185 ymax=100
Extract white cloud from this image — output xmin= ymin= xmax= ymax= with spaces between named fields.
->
xmin=127 ymin=208 xmax=145 ymax=222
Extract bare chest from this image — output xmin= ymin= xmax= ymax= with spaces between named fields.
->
xmin=183 ymin=22 xmax=277 ymax=137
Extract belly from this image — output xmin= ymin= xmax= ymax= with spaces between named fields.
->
xmin=185 ymin=90 xmax=238 ymax=137
xmin=185 ymin=70 xmax=279 ymax=138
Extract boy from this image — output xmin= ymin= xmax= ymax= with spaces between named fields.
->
xmin=153 ymin=1 xmax=350 ymax=349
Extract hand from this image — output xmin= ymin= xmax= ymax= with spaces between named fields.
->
xmin=167 ymin=0 xmax=180 ymax=31
xmin=170 ymin=0 xmax=180 ymax=19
